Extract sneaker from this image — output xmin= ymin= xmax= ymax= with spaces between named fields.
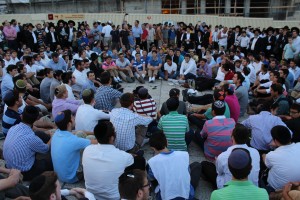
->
xmin=158 ymin=77 xmax=162 ymax=80
xmin=113 ymin=77 xmax=118 ymax=82
xmin=138 ymin=76 xmax=145 ymax=84
xmin=152 ymin=77 xmax=156 ymax=82
xmin=149 ymin=77 xmax=153 ymax=83
xmin=141 ymin=138 xmax=150 ymax=147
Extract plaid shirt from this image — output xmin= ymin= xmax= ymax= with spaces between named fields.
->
xmin=3 ymin=123 xmax=49 ymax=171
xmin=110 ymin=107 xmax=152 ymax=151
xmin=95 ymin=85 xmax=122 ymax=111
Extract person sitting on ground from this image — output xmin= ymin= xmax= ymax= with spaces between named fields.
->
xmin=29 ymin=171 xmax=96 ymax=200
xmin=158 ymin=97 xmax=191 ymax=151
xmin=148 ymin=131 xmax=194 ymax=200
xmin=179 ymin=53 xmax=197 ymax=82
xmin=3 ymin=106 xmax=52 ymax=181
xmin=75 ymin=89 xmax=110 ymax=133
xmin=232 ymin=71 xmax=248 ymax=117
xmin=50 ymin=70 xmax=63 ymax=102
xmin=193 ymin=100 xmax=235 ymax=161
xmin=52 ymin=84 xmax=82 ymax=119
xmin=210 ymin=148 xmax=268 ymax=200
xmin=40 ymin=68 xmax=54 ymax=104
xmin=200 ymin=124 xmax=260 ymax=189
xmin=132 ymin=52 xmax=146 ymax=84
xmin=148 ymin=50 xmax=162 ymax=83
xmin=118 ymin=169 xmax=150 ymax=200
xmin=262 ymin=125 xmax=300 ymax=193
xmin=116 ymin=53 xmax=135 ymax=83
xmin=110 ymin=93 xmax=152 ymax=153
xmin=82 ymin=120 xmax=134 ymax=200
xmin=2 ymin=90 xmax=23 ymax=137
xmin=51 ymin=110 xmax=97 ymax=183
xmin=159 ymin=57 xmax=177 ymax=80
xmin=158 ymin=88 xmax=187 ymax=117
xmin=222 ymin=83 xmax=240 ymax=123
xmin=94 ymin=71 xmax=122 ymax=111
xmin=284 ymin=103 xmax=300 ymax=143
xmin=102 ymin=56 xmax=122 ymax=83
xmin=0 ymin=167 xmax=29 ymax=199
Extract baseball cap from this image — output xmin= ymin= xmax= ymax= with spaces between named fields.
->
xmin=228 ymin=148 xmax=251 ymax=170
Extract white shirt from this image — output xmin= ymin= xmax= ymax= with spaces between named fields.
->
xmin=73 ymin=69 xmax=88 ymax=87
xmin=212 ymin=31 xmax=219 ymax=42
xmin=292 ymin=36 xmax=300 ymax=55
xmin=164 ymin=62 xmax=177 ymax=74
xmin=258 ymin=71 xmax=270 ymax=81
xmin=31 ymin=31 xmax=37 ymax=43
xmin=64 ymin=84 xmax=76 ymax=100
xmin=215 ymin=66 xmax=225 ymax=82
xmin=75 ymin=104 xmax=110 ymax=132
xmin=10 ymin=57 xmax=19 ymax=65
xmin=251 ymin=37 xmax=258 ymax=50
xmin=148 ymin=151 xmax=190 ymax=200
xmin=252 ymin=61 xmax=262 ymax=73
xmin=51 ymin=32 xmax=56 ymax=43
xmin=247 ymin=64 xmax=256 ymax=83
xmin=68 ymin=27 xmax=74 ymax=42
xmin=218 ymin=31 xmax=228 ymax=46
xmin=216 ymin=144 xmax=260 ymax=188
xmin=266 ymin=143 xmax=300 ymax=190
xmin=180 ymin=59 xmax=197 ymax=76
xmin=26 ymin=64 xmax=44 ymax=75
xmin=147 ymin=28 xmax=155 ymax=41
xmin=102 ymin=25 xmax=112 ymax=37
xmin=82 ymin=144 xmax=134 ymax=200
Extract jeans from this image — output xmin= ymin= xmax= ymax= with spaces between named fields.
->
xmin=0 ymin=175 xmax=29 ymax=199
xmin=188 ymin=114 xmax=206 ymax=130
xmin=159 ymin=70 xmax=178 ymax=79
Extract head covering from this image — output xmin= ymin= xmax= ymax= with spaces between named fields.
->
xmin=68 ymin=20 xmax=75 ymax=26
xmin=138 ymin=87 xmax=148 ymax=96
xmin=82 ymin=89 xmax=92 ymax=97
xmin=54 ymin=112 xmax=65 ymax=123
xmin=228 ymin=148 xmax=251 ymax=169
xmin=213 ymin=100 xmax=225 ymax=109
xmin=15 ymin=80 xmax=26 ymax=90
xmin=133 ymin=86 xmax=144 ymax=95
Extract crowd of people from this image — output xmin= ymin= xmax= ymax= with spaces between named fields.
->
xmin=0 ymin=16 xmax=300 ymax=200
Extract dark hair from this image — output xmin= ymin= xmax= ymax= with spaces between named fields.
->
xmin=222 ymin=83 xmax=234 ymax=95
xmin=75 ymin=60 xmax=83 ymax=69
xmin=270 ymin=83 xmax=283 ymax=95
xmin=166 ymin=97 xmax=179 ymax=111
xmin=55 ymin=110 xmax=72 ymax=130
xmin=228 ymin=148 xmax=252 ymax=180
xmin=94 ymin=120 xmax=115 ymax=144
xmin=53 ymin=70 xmax=63 ymax=79
xmin=87 ymin=70 xmax=94 ymax=77
xmin=271 ymin=125 xmax=291 ymax=145
xmin=7 ymin=64 xmax=17 ymax=73
xmin=33 ymin=54 xmax=39 ymax=60
xmin=212 ymin=101 xmax=226 ymax=115
xmin=62 ymin=71 xmax=72 ymax=84
xmin=270 ymin=70 xmax=280 ymax=79
xmin=243 ymin=66 xmax=250 ymax=76
xmin=290 ymin=103 xmax=300 ymax=112
xmin=17 ymin=63 xmax=25 ymax=73
xmin=119 ymin=169 xmax=146 ymax=199
xmin=100 ymin=71 xmax=111 ymax=84
xmin=51 ymin=52 xmax=59 ymax=58
xmin=232 ymin=123 xmax=251 ymax=144
xmin=222 ymin=63 xmax=230 ymax=72
xmin=235 ymin=71 xmax=245 ymax=83
xmin=120 ymin=93 xmax=134 ymax=108
xmin=82 ymin=89 xmax=95 ymax=104
xmin=22 ymin=106 xmax=40 ymax=125
xmin=29 ymin=171 xmax=58 ymax=200
xmin=280 ymin=68 xmax=289 ymax=77
xmin=4 ymin=90 xmax=20 ymax=107
xmin=45 ymin=68 xmax=53 ymax=76
xmin=149 ymin=130 xmax=167 ymax=151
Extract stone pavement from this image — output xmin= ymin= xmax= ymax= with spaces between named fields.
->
xmin=0 ymin=79 xmax=217 ymax=200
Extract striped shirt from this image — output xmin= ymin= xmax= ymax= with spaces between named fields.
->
xmin=133 ymin=98 xmax=157 ymax=118
xmin=2 ymin=108 xmax=21 ymax=136
xmin=200 ymin=116 xmax=235 ymax=161
xmin=211 ymin=180 xmax=268 ymax=200
xmin=3 ymin=123 xmax=49 ymax=171
xmin=158 ymin=111 xmax=189 ymax=151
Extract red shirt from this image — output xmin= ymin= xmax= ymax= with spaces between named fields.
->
xmin=224 ymin=71 xmax=234 ymax=80
xmin=141 ymin=29 xmax=148 ymax=40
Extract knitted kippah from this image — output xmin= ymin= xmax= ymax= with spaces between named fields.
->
xmin=213 ymin=100 xmax=225 ymax=109
xmin=228 ymin=149 xmax=251 ymax=170
xmin=82 ymin=89 xmax=92 ymax=97
xmin=55 ymin=112 xmax=65 ymax=123
xmin=15 ymin=80 xmax=26 ymax=89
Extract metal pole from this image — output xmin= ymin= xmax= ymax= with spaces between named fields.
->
xmin=170 ymin=0 xmax=171 ymax=14
xmin=234 ymin=0 xmax=236 ymax=15
xmin=218 ymin=0 xmax=220 ymax=15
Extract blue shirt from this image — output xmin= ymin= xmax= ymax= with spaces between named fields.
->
xmin=95 ymin=85 xmax=122 ymax=111
xmin=149 ymin=57 xmax=162 ymax=67
xmin=81 ymin=80 xmax=97 ymax=94
xmin=141 ymin=55 xmax=150 ymax=66
xmin=2 ymin=108 xmax=21 ymax=136
xmin=1 ymin=74 xmax=14 ymax=100
xmin=132 ymin=26 xmax=143 ymax=38
xmin=48 ymin=58 xmax=67 ymax=71
xmin=3 ymin=123 xmax=49 ymax=171
xmin=51 ymin=129 xmax=90 ymax=183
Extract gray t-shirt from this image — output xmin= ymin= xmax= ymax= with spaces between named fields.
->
xmin=50 ymin=79 xmax=61 ymax=102
xmin=235 ymin=85 xmax=248 ymax=117
xmin=160 ymin=100 xmax=187 ymax=116
xmin=40 ymin=77 xmax=54 ymax=104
